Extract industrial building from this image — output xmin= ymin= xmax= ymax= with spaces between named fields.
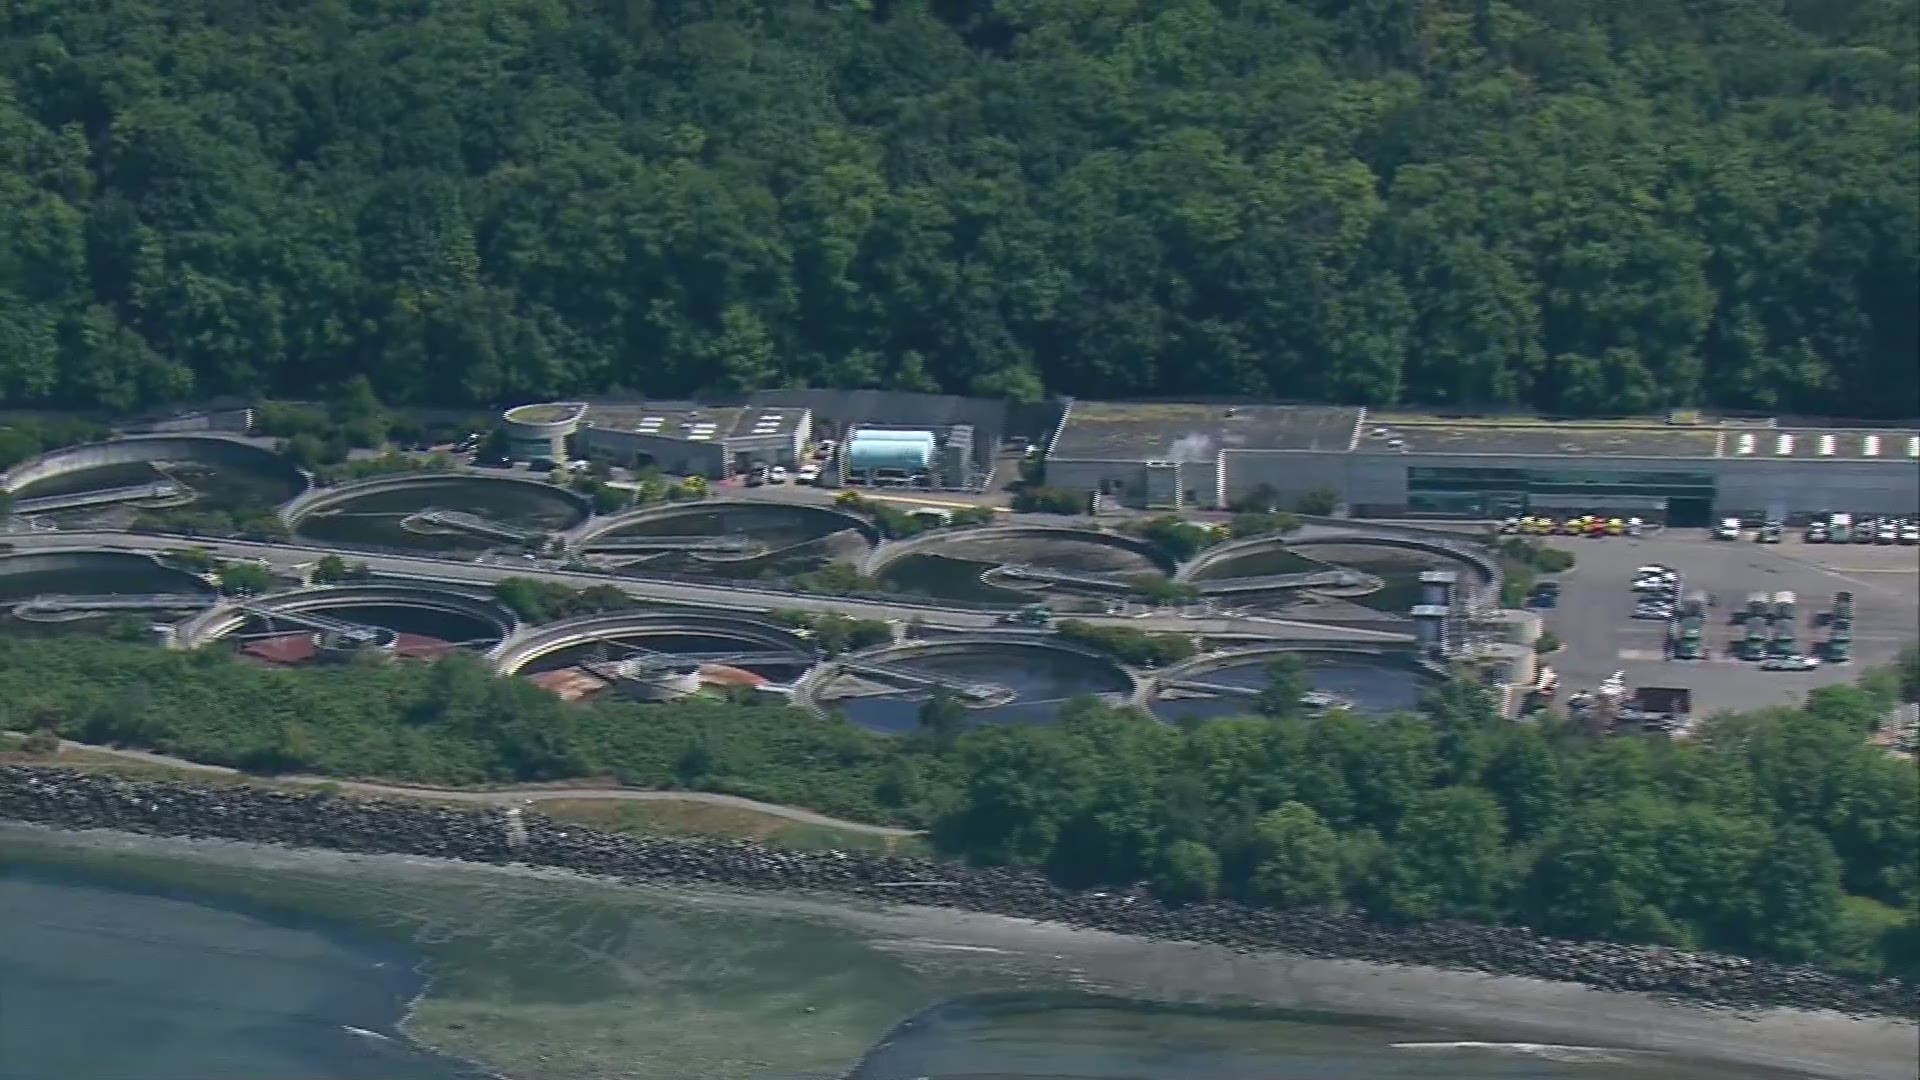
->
xmin=500 ymin=400 xmax=811 ymax=477
xmin=1043 ymin=401 xmax=1920 ymax=524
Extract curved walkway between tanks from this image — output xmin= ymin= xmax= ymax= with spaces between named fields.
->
xmin=38 ymin=739 xmax=921 ymax=838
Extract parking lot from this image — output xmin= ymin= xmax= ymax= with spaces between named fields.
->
xmin=1537 ymin=530 xmax=1918 ymax=716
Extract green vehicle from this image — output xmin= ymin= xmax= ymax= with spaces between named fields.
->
xmin=1769 ymin=623 xmax=1798 ymax=658
xmin=1673 ymin=619 xmax=1704 ymax=660
xmin=1005 ymin=603 xmax=1054 ymax=627
xmin=1741 ymin=619 xmax=1768 ymax=660
xmin=1826 ymin=625 xmax=1853 ymax=663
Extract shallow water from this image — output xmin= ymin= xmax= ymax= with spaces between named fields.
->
xmin=0 ymin=828 xmax=1857 ymax=1080
xmin=0 ymin=867 xmax=480 ymax=1080
xmin=850 ymin=995 xmax=1770 ymax=1080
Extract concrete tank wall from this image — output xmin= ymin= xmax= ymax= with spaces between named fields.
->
xmin=1 ymin=434 xmax=308 ymax=498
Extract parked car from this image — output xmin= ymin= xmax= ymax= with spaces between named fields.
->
xmin=1853 ymin=518 xmax=1878 ymax=543
xmin=1760 ymin=655 xmax=1820 ymax=672
xmin=1877 ymin=520 xmax=1897 ymax=544
xmin=768 ymin=465 xmax=789 ymax=484
xmin=796 ymin=464 xmax=820 ymax=485
xmin=1714 ymin=517 xmax=1742 ymax=541
xmin=1901 ymin=520 xmax=1919 ymax=546
xmin=1757 ymin=521 xmax=1782 ymax=543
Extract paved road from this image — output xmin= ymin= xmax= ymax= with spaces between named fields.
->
xmin=11 ymin=530 xmax=1407 ymax=642
xmin=39 ymin=739 xmax=922 ymax=837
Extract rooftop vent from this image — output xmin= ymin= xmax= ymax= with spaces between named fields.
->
xmin=1735 ymin=433 xmax=1756 ymax=456
xmin=1818 ymin=434 xmax=1835 ymax=457
xmin=1775 ymin=434 xmax=1793 ymax=456
xmin=1863 ymin=435 xmax=1881 ymax=457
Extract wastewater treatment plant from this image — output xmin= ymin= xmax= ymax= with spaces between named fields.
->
xmin=0 ymin=417 xmax=1536 ymax=728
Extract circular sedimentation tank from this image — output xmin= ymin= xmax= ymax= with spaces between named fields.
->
xmin=0 ymin=435 xmax=306 ymax=528
xmin=1185 ymin=534 xmax=1491 ymax=614
xmin=0 ymin=550 xmax=214 ymax=604
xmin=187 ymin=585 xmax=520 ymax=655
xmin=1150 ymin=649 xmax=1439 ymax=725
xmin=871 ymin=526 xmax=1171 ymax=607
xmin=574 ymin=501 xmax=875 ymax=580
xmin=812 ymin=639 xmax=1135 ymax=735
xmin=287 ymin=475 xmax=588 ymax=553
xmin=518 ymin=629 xmax=804 ymax=675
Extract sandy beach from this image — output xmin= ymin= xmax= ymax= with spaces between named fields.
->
xmin=6 ymin=823 xmax=1915 ymax=1080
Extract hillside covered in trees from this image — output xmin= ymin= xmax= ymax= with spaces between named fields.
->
xmin=1 ymin=0 xmax=1914 ymax=416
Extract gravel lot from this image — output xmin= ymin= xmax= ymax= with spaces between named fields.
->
xmin=1535 ymin=529 xmax=1917 ymax=715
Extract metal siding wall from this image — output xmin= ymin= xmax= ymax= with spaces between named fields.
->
xmin=1713 ymin=460 xmax=1920 ymax=517
xmin=1219 ymin=451 xmax=1358 ymax=508
xmin=1047 ymin=460 xmax=1150 ymax=503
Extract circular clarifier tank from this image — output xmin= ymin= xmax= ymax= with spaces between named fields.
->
xmin=0 ymin=551 xmax=213 ymax=603
xmin=291 ymin=476 xmax=588 ymax=553
xmin=1286 ymin=541 xmax=1482 ymax=613
xmin=520 ymin=629 xmax=814 ymax=680
xmin=2 ymin=437 xmax=305 ymax=527
xmin=579 ymin=502 xmax=875 ymax=579
xmin=1150 ymin=651 xmax=1437 ymax=725
xmin=814 ymin=640 xmax=1134 ymax=735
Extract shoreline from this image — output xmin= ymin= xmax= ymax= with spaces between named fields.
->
xmin=2 ymin=767 xmax=1913 ymax=1067
xmin=6 ymin=821 xmax=1915 ymax=1080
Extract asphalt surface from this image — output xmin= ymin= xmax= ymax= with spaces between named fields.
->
xmin=1537 ymin=530 xmax=1918 ymax=714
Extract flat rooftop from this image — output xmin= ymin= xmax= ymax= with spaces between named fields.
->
xmin=1050 ymin=402 xmax=1363 ymax=460
xmin=1364 ymin=421 xmax=1722 ymax=459
xmin=1733 ymin=428 xmax=1920 ymax=462
xmin=581 ymin=402 xmax=807 ymax=443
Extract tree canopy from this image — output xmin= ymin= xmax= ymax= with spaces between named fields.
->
xmin=0 ymin=0 xmax=1913 ymax=416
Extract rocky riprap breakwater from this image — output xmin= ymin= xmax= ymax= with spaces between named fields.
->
xmin=2 ymin=765 xmax=1913 ymax=1020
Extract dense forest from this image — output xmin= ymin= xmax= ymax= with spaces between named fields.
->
xmin=3 ymin=634 xmax=1916 ymax=979
xmin=0 ymin=0 xmax=1914 ymax=417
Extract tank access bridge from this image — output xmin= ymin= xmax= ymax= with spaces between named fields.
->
xmin=991 ymin=563 xmax=1376 ymax=596
xmin=9 ymin=481 xmax=186 ymax=515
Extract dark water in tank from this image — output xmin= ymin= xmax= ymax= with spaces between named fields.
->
xmin=520 ymin=631 xmax=809 ymax=679
xmin=1292 ymin=544 xmax=1475 ymax=614
xmin=13 ymin=458 xmax=300 ymax=524
xmin=231 ymin=604 xmax=501 ymax=646
xmin=1187 ymin=546 xmax=1329 ymax=581
xmin=878 ymin=554 xmax=1035 ymax=606
xmin=1150 ymin=657 xmax=1434 ymax=724
xmin=0 ymin=556 xmax=210 ymax=601
xmin=824 ymin=646 xmax=1131 ymax=735
xmin=599 ymin=504 xmax=850 ymax=546
xmin=295 ymin=480 xmax=585 ymax=552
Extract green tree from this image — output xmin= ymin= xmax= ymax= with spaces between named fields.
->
xmin=1249 ymin=801 xmax=1345 ymax=908
xmin=1384 ymin=787 xmax=1508 ymax=921
xmin=916 ymin=686 xmax=969 ymax=752
xmin=1256 ymin=655 xmax=1310 ymax=720
xmin=216 ymin=562 xmax=273 ymax=596
xmin=1154 ymin=839 xmax=1222 ymax=904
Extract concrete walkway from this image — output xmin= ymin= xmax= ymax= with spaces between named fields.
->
xmin=36 ymin=739 xmax=922 ymax=838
